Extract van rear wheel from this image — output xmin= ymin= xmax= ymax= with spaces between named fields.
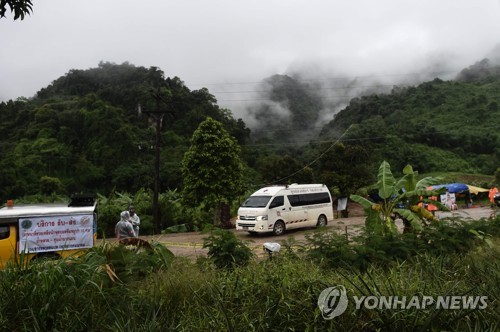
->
xmin=273 ymin=221 xmax=286 ymax=236
xmin=317 ymin=215 xmax=327 ymax=227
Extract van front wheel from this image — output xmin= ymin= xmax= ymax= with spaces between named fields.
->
xmin=317 ymin=215 xmax=327 ymax=227
xmin=273 ymin=221 xmax=286 ymax=236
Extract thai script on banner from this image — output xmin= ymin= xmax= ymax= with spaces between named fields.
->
xmin=18 ymin=214 xmax=94 ymax=254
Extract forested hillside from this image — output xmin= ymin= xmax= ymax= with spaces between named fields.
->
xmin=0 ymin=62 xmax=250 ymax=200
xmin=0 ymin=60 xmax=499 ymax=204
xmin=319 ymin=60 xmax=500 ymax=176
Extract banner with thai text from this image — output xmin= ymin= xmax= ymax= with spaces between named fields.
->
xmin=18 ymin=214 xmax=94 ymax=254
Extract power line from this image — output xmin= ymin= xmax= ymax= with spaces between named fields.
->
xmin=189 ymin=69 xmax=461 ymax=88
xmin=210 ymin=83 xmax=412 ymax=94
xmin=266 ymin=124 xmax=354 ymax=185
xmin=243 ymin=133 xmax=393 ymax=148
xmin=200 ymin=71 xmax=460 ymax=103
xmin=217 ymin=96 xmax=366 ymax=102
xmin=242 ymin=123 xmax=500 ymax=147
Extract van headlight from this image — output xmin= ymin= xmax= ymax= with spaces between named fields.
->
xmin=256 ymin=215 xmax=268 ymax=221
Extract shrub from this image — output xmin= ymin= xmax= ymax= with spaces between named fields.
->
xmin=304 ymin=215 xmax=500 ymax=269
xmin=0 ymin=235 xmax=498 ymax=330
xmin=302 ymin=229 xmax=356 ymax=268
xmin=202 ymin=229 xmax=254 ymax=269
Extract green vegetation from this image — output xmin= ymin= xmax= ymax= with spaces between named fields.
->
xmin=0 ymin=0 xmax=32 ymax=20
xmin=351 ymin=161 xmax=445 ymax=235
xmin=0 ymin=61 xmax=499 ymax=233
xmin=1 ymin=216 xmax=498 ymax=331
xmin=96 ymin=189 xmax=213 ymax=237
xmin=304 ymin=215 xmax=500 ymax=270
xmin=0 ymin=62 xmax=250 ymax=199
xmin=201 ymin=229 xmax=254 ymax=269
xmin=2 ymin=13 xmax=499 ymax=332
xmin=181 ymin=117 xmax=244 ymax=224
xmin=322 ymin=75 xmax=500 ymax=175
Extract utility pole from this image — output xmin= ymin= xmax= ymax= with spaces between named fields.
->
xmin=139 ymin=88 xmax=171 ymax=234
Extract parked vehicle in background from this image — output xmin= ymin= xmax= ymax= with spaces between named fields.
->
xmin=0 ymin=195 xmax=97 ymax=269
xmin=236 ymin=184 xmax=333 ymax=235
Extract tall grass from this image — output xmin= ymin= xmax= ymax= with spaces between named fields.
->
xmin=0 ymin=240 xmax=175 ymax=331
xmin=0 ymin=219 xmax=498 ymax=331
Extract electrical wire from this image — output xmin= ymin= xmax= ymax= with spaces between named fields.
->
xmin=189 ymin=70 xmax=460 ymax=88
xmin=266 ymin=124 xmax=354 ymax=185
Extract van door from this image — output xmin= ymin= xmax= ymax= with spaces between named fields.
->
xmin=268 ymin=195 xmax=287 ymax=230
xmin=285 ymin=195 xmax=308 ymax=229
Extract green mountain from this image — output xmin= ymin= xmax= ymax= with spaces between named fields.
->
xmin=319 ymin=61 xmax=500 ymax=176
xmin=0 ymin=62 xmax=249 ymax=200
xmin=0 ymin=60 xmax=498 ymax=201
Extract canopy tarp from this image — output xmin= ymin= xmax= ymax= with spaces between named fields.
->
xmin=430 ymin=183 xmax=469 ymax=193
xmin=466 ymin=185 xmax=489 ymax=195
xmin=431 ymin=183 xmax=489 ymax=195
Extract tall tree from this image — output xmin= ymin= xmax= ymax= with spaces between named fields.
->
xmin=0 ymin=0 xmax=32 ymax=20
xmin=181 ymin=117 xmax=244 ymax=224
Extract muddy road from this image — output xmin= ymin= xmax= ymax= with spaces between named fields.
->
xmin=111 ymin=216 xmax=366 ymax=259
xmin=106 ymin=206 xmax=494 ymax=259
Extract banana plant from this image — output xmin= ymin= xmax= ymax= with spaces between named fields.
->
xmin=350 ymin=161 xmax=446 ymax=235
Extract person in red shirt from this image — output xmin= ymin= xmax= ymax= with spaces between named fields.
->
xmin=489 ymin=186 xmax=498 ymax=206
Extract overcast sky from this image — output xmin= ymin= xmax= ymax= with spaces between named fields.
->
xmin=2 ymin=0 xmax=500 ymax=113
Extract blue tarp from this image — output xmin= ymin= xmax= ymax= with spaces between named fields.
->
xmin=430 ymin=183 xmax=469 ymax=193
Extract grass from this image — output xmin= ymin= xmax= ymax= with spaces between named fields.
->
xmin=0 ymin=217 xmax=498 ymax=331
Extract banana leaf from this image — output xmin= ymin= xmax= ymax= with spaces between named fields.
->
xmin=377 ymin=160 xmax=396 ymax=199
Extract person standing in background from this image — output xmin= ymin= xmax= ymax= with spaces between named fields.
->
xmin=489 ymin=186 xmax=498 ymax=206
xmin=115 ymin=211 xmax=136 ymax=240
xmin=129 ymin=205 xmax=141 ymax=237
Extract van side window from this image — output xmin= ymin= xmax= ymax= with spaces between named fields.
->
xmin=0 ymin=226 xmax=10 ymax=240
xmin=269 ymin=196 xmax=284 ymax=209
xmin=287 ymin=192 xmax=331 ymax=207
xmin=287 ymin=195 xmax=299 ymax=206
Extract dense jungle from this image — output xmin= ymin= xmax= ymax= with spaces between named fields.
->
xmin=0 ymin=60 xmax=499 ymax=234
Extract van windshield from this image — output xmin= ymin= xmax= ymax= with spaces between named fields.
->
xmin=241 ymin=196 xmax=272 ymax=208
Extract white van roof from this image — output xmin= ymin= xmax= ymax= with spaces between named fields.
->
xmin=252 ymin=186 xmax=286 ymax=196
xmin=252 ymin=184 xmax=327 ymax=196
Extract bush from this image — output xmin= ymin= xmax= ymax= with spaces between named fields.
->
xmin=1 ymin=234 xmax=498 ymax=330
xmin=304 ymin=215 xmax=500 ymax=270
xmin=302 ymin=229 xmax=355 ymax=268
xmin=202 ymin=229 xmax=254 ymax=269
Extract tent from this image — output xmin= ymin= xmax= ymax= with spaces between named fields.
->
xmin=430 ymin=183 xmax=469 ymax=193
xmin=431 ymin=183 xmax=489 ymax=195
xmin=466 ymin=185 xmax=489 ymax=195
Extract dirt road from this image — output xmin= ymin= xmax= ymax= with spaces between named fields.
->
xmin=106 ymin=206 xmax=495 ymax=259
xmin=150 ymin=216 xmax=366 ymax=259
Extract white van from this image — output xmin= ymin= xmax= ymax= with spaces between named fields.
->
xmin=236 ymin=184 xmax=334 ymax=235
